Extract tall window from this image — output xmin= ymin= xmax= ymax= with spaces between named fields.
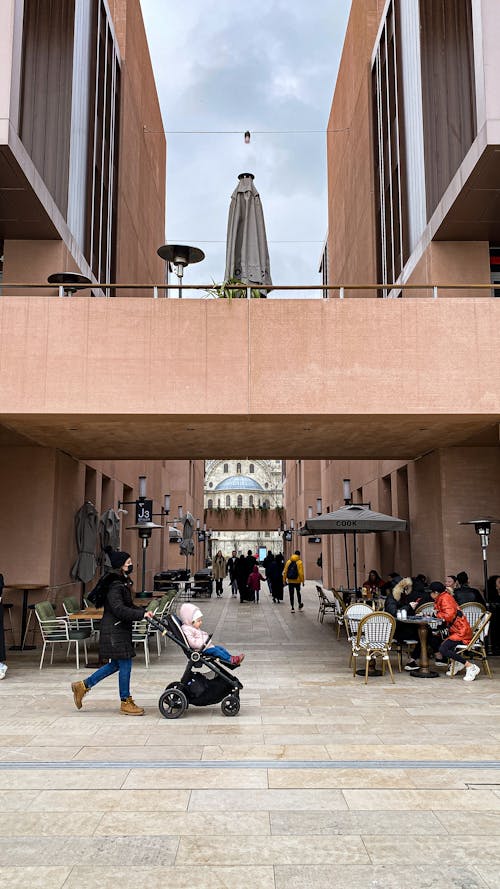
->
xmin=236 ymin=463 xmax=241 ymax=474
xmin=372 ymin=0 xmax=406 ymax=291
xmin=237 ymin=495 xmax=243 ymax=507
xmin=223 ymin=463 xmax=228 ymax=473
xmin=249 ymin=464 xmax=254 ymax=473
xmin=225 ymin=495 xmax=231 ymax=507
xmin=249 ymin=495 xmax=254 ymax=507
xmin=207 ymin=499 xmax=213 ymax=509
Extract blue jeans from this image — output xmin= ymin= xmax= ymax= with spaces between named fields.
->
xmin=84 ymin=658 xmax=132 ymax=700
xmin=204 ymin=645 xmax=232 ymax=663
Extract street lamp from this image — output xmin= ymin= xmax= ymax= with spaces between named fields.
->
xmin=343 ymin=478 xmax=352 ymax=505
xmin=157 ymin=243 xmax=205 ymax=299
xmin=459 ymin=517 xmax=500 ymax=604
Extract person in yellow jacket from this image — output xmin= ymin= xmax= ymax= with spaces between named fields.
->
xmin=283 ymin=550 xmax=305 ymax=613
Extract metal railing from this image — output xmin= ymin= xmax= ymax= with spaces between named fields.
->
xmin=0 ymin=282 xmax=498 ymax=298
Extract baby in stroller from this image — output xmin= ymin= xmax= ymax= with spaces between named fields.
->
xmin=179 ymin=603 xmax=245 ymax=666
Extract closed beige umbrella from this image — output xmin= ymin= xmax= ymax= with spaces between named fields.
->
xmin=225 ymin=173 xmax=272 ymax=296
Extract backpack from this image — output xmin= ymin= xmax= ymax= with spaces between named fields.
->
xmin=287 ymin=560 xmax=299 ymax=581
xmin=87 ymin=573 xmax=112 ymax=608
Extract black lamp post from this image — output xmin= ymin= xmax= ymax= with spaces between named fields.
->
xmin=119 ymin=476 xmax=163 ymax=595
xmin=157 ymin=244 xmax=205 ymax=298
xmin=459 ymin=517 xmax=500 ymax=604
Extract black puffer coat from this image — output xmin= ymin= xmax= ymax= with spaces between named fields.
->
xmin=98 ymin=571 xmax=146 ymax=660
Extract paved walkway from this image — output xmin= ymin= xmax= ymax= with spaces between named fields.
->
xmin=1 ymin=580 xmax=500 ymax=888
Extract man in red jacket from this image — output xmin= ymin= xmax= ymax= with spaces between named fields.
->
xmin=430 ymin=581 xmax=479 ymax=681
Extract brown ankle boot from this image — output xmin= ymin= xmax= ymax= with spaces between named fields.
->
xmin=71 ymin=680 xmax=88 ymax=710
xmin=120 ymin=696 xmax=144 ymax=716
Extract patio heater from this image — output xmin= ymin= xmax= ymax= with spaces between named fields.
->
xmin=157 ymin=244 xmax=205 ymax=298
xmin=121 ymin=476 xmax=162 ymax=595
xmin=47 ymin=272 xmax=91 ymax=297
xmin=459 ymin=517 xmax=500 ymax=604
xmin=343 ymin=479 xmax=352 ymax=588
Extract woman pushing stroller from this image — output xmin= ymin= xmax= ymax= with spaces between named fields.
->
xmin=179 ymin=603 xmax=245 ymax=666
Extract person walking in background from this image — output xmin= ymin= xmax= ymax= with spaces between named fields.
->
xmin=70 ymin=550 xmax=154 ymax=715
xmin=263 ymin=549 xmax=274 ymax=596
xmin=226 ymin=550 xmax=238 ymax=597
xmin=236 ymin=554 xmax=251 ymax=602
xmin=268 ymin=555 xmax=284 ymax=603
xmin=213 ymin=550 xmax=227 ymax=598
xmin=247 ymin=563 xmax=266 ymax=603
xmin=283 ymin=550 xmax=304 ymax=613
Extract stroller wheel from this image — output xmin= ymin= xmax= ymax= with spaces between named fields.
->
xmin=221 ymin=694 xmax=240 ymax=717
xmin=159 ymin=687 xmax=188 ymax=719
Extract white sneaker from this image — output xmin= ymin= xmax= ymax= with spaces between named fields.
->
xmin=463 ymin=663 xmax=480 ymax=682
xmin=446 ymin=661 xmax=465 ymax=676
xmin=0 ymin=663 xmax=8 ymax=679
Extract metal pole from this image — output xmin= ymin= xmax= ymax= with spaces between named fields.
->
xmin=353 ymin=531 xmax=358 ymax=592
xmin=344 ymin=533 xmax=350 ymax=589
xmin=178 ymin=274 xmax=182 ymax=299
xmin=141 ymin=538 xmax=148 ymax=594
xmin=482 ymin=544 xmax=489 ymax=606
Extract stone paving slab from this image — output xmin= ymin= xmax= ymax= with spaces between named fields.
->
xmin=1 ymin=581 xmax=500 ymax=888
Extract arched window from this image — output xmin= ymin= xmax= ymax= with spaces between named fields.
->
xmin=265 ymin=483 xmax=269 ymax=489
xmin=223 ymin=463 xmax=228 ymax=473
xmin=225 ymin=495 xmax=231 ymax=507
xmin=207 ymin=498 xmax=213 ymax=508
xmin=217 ymin=498 xmax=221 ymax=507
xmin=237 ymin=495 xmax=243 ymax=507
xmin=249 ymin=464 xmax=254 ymax=473
xmin=263 ymin=499 xmax=270 ymax=508
xmin=249 ymin=495 xmax=254 ymax=507
xmin=236 ymin=462 xmax=241 ymax=474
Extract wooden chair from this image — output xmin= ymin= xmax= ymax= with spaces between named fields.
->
xmin=352 ymin=612 xmax=396 ymax=684
xmin=448 ymin=611 xmax=492 ymax=678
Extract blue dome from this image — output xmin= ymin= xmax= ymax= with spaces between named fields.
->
xmin=214 ymin=475 xmax=264 ymax=491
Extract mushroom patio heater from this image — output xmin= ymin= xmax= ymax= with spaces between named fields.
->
xmin=127 ymin=521 xmax=162 ymax=595
xmin=157 ymin=244 xmax=205 ymax=298
xmin=47 ymin=272 xmax=91 ymax=296
xmin=459 ymin=517 xmax=500 ymax=605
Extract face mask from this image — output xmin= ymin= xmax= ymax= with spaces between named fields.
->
xmin=125 ymin=564 xmax=133 ymax=575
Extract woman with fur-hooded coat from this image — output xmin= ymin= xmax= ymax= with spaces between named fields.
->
xmin=384 ymin=577 xmax=413 ymax=618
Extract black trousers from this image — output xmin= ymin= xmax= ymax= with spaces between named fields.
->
xmin=288 ymin=584 xmax=302 ymax=608
xmin=215 ymin=579 xmax=223 ymax=596
xmin=439 ymin=637 xmax=469 ymax=665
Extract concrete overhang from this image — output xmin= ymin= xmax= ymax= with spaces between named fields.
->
xmin=0 ymin=143 xmax=61 ymax=239
xmin=434 ymin=143 xmax=500 ymax=241
xmin=0 ymin=297 xmax=499 ymax=460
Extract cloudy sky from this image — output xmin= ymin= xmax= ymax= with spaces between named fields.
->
xmin=140 ymin=0 xmax=351 ymax=294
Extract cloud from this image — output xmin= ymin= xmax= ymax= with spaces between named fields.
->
xmin=140 ymin=0 xmax=351 ymax=292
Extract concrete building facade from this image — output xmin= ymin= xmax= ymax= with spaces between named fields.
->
xmin=205 ymin=460 xmax=283 ymax=558
xmin=314 ymin=0 xmax=500 ymax=591
xmin=0 ymin=0 xmax=204 ymax=631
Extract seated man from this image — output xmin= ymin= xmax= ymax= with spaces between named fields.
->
xmin=454 ymin=571 xmax=485 ymax=606
xmin=430 ymin=581 xmax=479 ymax=681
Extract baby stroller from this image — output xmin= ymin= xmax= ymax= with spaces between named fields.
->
xmin=147 ymin=613 xmax=243 ymax=719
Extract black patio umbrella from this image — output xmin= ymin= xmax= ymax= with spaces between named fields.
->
xmin=70 ymin=502 xmax=99 ymax=584
xmin=302 ymin=504 xmax=407 ymax=592
xmin=225 ymin=173 xmax=272 ymax=297
xmin=179 ymin=513 xmax=195 ymax=570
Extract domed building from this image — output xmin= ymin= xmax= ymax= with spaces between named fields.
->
xmin=204 ymin=460 xmax=283 ymax=558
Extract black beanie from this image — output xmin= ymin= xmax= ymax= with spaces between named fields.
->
xmin=106 ymin=548 xmax=131 ymax=569
xmin=429 ymin=581 xmax=445 ymax=593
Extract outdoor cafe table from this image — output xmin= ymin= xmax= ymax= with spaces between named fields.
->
xmin=397 ymin=615 xmax=442 ymax=678
xmin=5 ymin=584 xmax=48 ymax=651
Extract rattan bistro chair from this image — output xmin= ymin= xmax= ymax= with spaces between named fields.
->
xmin=345 ymin=603 xmax=373 ymax=666
xmin=461 ymin=601 xmax=486 ymax=633
xmin=352 ymin=612 xmax=396 ymax=684
xmin=448 ymin=611 xmax=492 ymax=678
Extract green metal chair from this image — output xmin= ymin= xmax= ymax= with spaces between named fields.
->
xmin=35 ymin=601 xmax=91 ymax=670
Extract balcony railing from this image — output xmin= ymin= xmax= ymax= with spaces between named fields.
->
xmin=0 ymin=282 xmax=498 ymax=298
